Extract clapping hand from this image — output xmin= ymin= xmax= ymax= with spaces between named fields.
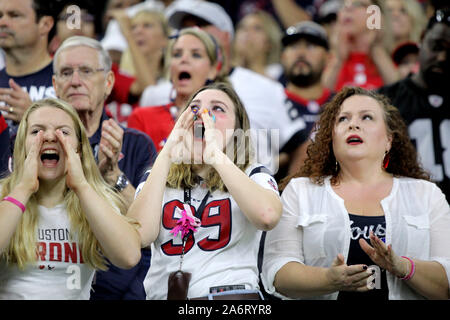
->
xmin=327 ymin=253 xmax=373 ymax=292
xmin=0 ymin=79 xmax=33 ymax=123
xmin=359 ymin=231 xmax=409 ymax=278
xmin=98 ymin=119 xmax=124 ymax=184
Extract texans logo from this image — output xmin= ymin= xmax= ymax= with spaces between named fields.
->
xmin=267 ymin=178 xmax=278 ymax=191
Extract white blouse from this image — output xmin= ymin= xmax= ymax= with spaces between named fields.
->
xmin=261 ymin=176 xmax=450 ymax=300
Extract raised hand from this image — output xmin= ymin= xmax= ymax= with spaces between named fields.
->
xmin=161 ymin=107 xmax=194 ymax=164
xmin=97 ymin=119 xmax=124 ymax=184
xmin=0 ymin=79 xmax=33 ymax=123
xmin=19 ymin=130 xmax=43 ymax=194
xmin=199 ymin=108 xmax=222 ymax=165
xmin=56 ymin=129 xmax=87 ymax=192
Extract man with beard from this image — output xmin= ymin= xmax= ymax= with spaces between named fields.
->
xmin=378 ymin=8 xmax=450 ymax=202
xmin=278 ymin=21 xmax=333 ymax=178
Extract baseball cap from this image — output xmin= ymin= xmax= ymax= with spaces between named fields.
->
xmin=392 ymin=42 xmax=419 ymax=66
xmin=165 ymin=0 xmax=234 ymax=38
xmin=317 ymin=0 xmax=342 ymax=23
xmin=282 ymin=21 xmax=329 ymax=49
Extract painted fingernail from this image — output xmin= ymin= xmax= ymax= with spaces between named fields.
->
xmin=363 ymin=265 xmax=368 ymax=270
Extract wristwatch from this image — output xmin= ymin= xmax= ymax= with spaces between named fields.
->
xmin=114 ymin=173 xmax=129 ymax=192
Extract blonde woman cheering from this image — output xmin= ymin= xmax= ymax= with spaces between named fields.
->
xmin=0 ymin=98 xmax=141 ymax=299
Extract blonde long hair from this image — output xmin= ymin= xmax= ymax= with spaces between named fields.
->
xmin=0 ymin=98 xmax=129 ymax=270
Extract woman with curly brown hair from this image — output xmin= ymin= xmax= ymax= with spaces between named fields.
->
xmin=261 ymin=86 xmax=450 ymax=300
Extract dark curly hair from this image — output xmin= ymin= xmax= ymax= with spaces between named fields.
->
xmin=280 ymin=86 xmax=430 ymax=190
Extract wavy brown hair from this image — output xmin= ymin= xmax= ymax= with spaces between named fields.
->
xmin=280 ymin=86 xmax=429 ymax=190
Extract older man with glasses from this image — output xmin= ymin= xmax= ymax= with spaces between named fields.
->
xmin=52 ymin=35 xmax=156 ymax=300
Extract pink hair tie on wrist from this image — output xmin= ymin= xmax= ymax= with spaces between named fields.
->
xmin=2 ymin=196 xmax=26 ymax=213
xmin=400 ymin=256 xmax=415 ymax=281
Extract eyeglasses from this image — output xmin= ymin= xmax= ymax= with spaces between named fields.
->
xmin=55 ymin=66 xmax=105 ymax=81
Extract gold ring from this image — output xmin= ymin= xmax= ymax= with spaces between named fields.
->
xmin=9 ymin=107 xmax=13 ymax=113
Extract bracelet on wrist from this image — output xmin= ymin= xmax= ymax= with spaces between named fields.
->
xmin=2 ymin=196 xmax=26 ymax=213
xmin=399 ymin=256 xmax=415 ymax=281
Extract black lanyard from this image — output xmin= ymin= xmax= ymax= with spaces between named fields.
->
xmin=183 ymin=188 xmax=210 ymax=219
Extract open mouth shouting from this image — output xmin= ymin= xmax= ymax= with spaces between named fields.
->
xmin=178 ymin=71 xmax=192 ymax=83
xmin=194 ymin=122 xmax=205 ymax=139
xmin=40 ymin=148 xmax=60 ymax=168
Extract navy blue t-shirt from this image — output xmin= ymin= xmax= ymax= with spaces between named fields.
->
xmin=89 ymin=110 xmax=157 ymax=300
xmin=276 ymin=88 xmax=333 ymax=181
xmin=285 ymin=88 xmax=333 ymax=139
xmin=0 ymin=62 xmax=55 ymax=103
xmin=338 ymin=214 xmax=389 ymax=300
xmin=0 ymin=62 xmax=55 ymax=150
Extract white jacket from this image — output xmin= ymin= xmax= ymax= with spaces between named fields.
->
xmin=261 ymin=176 xmax=450 ymax=300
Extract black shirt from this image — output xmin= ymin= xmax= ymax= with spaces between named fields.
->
xmin=337 ymin=214 xmax=389 ymax=300
xmin=378 ymin=77 xmax=449 ymax=202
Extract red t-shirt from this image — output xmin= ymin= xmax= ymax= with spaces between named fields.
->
xmin=335 ymin=52 xmax=383 ymax=91
xmin=105 ymin=63 xmax=137 ymax=125
xmin=127 ymin=103 xmax=176 ymax=152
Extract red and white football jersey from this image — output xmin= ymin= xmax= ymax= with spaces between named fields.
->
xmin=137 ymin=163 xmax=279 ymax=299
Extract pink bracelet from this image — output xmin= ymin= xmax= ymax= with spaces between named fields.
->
xmin=2 ymin=196 xmax=26 ymax=213
xmin=400 ymin=256 xmax=415 ymax=281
